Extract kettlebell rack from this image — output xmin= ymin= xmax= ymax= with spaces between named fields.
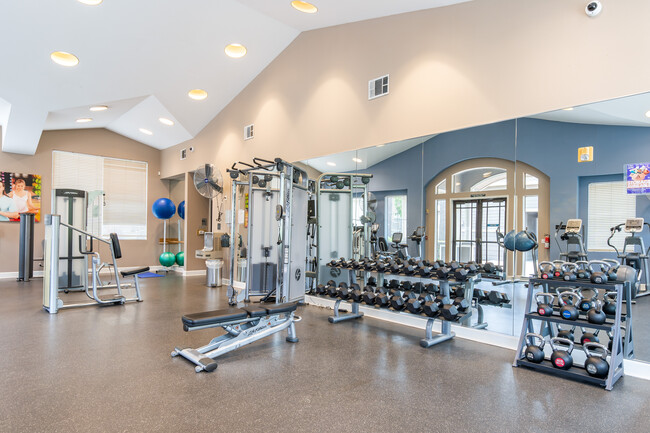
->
xmin=513 ymin=278 xmax=627 ymax=391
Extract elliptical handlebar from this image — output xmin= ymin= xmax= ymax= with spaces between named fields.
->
xmin=607 ymin=223 xmax=625 ymax=256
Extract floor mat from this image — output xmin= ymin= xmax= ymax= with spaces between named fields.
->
xmin=137 ymin=272 xmax=164 ymax=278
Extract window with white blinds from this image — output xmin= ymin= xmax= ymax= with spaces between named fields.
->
xmin=587 ymin=181 xmax=636 ymax=251
xmin=52 ymin=151 xmax=148 ymax=240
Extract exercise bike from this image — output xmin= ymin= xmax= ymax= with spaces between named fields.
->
xmin=608 ymin=217 xmax=650 ymax=298
xmin=555 ymin=219 xmax=587 ymax=262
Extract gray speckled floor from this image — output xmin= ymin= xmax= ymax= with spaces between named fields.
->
xmin=1 ymin=275 xmax=649 ymax=433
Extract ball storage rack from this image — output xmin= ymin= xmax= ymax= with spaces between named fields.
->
xmin=513 ymin=278 xmax=628 ymax=391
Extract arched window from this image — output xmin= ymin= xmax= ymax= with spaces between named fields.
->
xmin=426 ymin=158 xmax=549 ymax=277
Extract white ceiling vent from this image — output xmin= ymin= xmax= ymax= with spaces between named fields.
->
xmin=244 ymin=124 xmax=254 ymax=140
xmin=368 ymin=74 xmax=389 ymax=100
xmin=180 ymin=148 xmax=187 ymax=160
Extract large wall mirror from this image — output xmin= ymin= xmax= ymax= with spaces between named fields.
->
xmin=516 ymin=92 xmax=650 ymax=362
xmin=299 ymin=120 xmax=518 ymax=336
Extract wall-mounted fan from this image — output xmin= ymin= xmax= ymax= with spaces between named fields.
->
xmin=193 ymin=164 xmax=224 ymax=226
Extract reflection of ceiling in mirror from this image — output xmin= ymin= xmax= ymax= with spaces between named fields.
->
xmin=531 ymin=92 xmax=650 ymax=127
xmin=302 ymin=134 xmax=435 ymax=173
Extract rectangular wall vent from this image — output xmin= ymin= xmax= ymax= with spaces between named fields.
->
xmin=180 ymin=148 xmax=187 ymax=160
xmin=244 ymin=124 xmax=254 ymax=140
xmin=368 ymin=74 xmax=389 ymax=100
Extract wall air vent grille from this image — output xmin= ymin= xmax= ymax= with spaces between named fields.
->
xmin=244 ymin=124 xmax=254 ymax=140
xmin=368 ymin=74 xmax=389 ymax=100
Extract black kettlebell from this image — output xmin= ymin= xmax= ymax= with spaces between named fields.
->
xmin=602 ymin=259 xmax=620 ymax=281
xmin=576 ymin=260 xmax=591 ymax=280
xmin=559 ymin=292 xmax=580 ymax=321
xmin=538 ymin=261 xmax=555 ymax=279
xmin=524 ymin=333 xmax=546 ymax=363
xmin=603 ymin=292 xmax=617 ymax=316
xmin=578 ymin=288 xmax=597 ymax=312
xmin=580 ymin=328 xmax=600 ymax=345
xmin=557 ymin=325 xmax=575 ymax=342
xmin=562 ymin=263 xmax=578 ymax=281
xmin=535 ymin=292 xmax=555 ymax=316
xmin=589 ymin=260 xmax=610 ymax=284
xmin=587 ymin=300 xmax=607 ymax=325
xmin=550 ymin=337 xmax=574 ymax=370
xmin=583 ymin=343 xmax=610 ymax=378
xmin=553 ymin=260 xmax=566 ymax=279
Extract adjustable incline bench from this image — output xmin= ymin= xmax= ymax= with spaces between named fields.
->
xmin=171 ymin=302 xmax=301 ymax=372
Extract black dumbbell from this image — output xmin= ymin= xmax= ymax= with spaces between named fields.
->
xmin=362 ymin=289 xmax=377 ymax=305
xmin=375 ymin=288 xmax=391 ymax=308
xmin=487 ymin=291 xmax=510 ymax=305
xmin=436 ymin=267 xmax=451 ymax=279
xmin=422 ymin=299 xmax=441 ymax=317
xmin=338 ymin=283 xmax=351 ymax=300
xmin=406 ymin=294 xmax=435 ymax=314
xmin=326 ymin=282 xmax=340 ymax=297
xmin=367 ymin=276 xmax=377 ymax=287
xmin=348 ymin=284 xmax=364 ymax=302
xmin=473 ymin=289 xmax=489 ymax=302
xmin=453 ymin=297 xmax=470 ymax=311
xmin=390 ymin=293 xmax=407 ymax=310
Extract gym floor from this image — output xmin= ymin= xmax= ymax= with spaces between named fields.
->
xmin=1 ymin=275 xmax=649 ymax=432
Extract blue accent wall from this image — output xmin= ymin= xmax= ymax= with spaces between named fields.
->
xmin=360 ymin=117 xmax=650 ymax=260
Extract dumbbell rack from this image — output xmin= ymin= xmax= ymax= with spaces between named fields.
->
xmin=325 ymin=265 xmax=477 ymax=347
xmin=513 ymin=279 xmax=626 ymax=391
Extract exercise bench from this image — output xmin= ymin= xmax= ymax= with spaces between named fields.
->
xmin=171 ymin=302 xmax=300 ymax=372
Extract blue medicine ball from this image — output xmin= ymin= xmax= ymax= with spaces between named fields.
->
xmin=152 ymin=198 xmax=176 ymax=220
xmin=178 ymin=200 xmax=185 ymax=220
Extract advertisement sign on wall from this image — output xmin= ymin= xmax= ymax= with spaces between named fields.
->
xmin=626 ymin=163 xmax=650 ymax=195
xmin=0 ymin=172 xmax=42 ymax=222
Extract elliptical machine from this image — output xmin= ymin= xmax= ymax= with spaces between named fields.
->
xmin=555 ymin=219 xmax=588 ymax=262
xmin=608 ymin=218 xmax=650 ymax=297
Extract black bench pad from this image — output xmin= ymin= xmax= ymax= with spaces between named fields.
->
xmin=182 ymin=309 xmax=248 ymax=327
xmin=242 ymin=306 xmax=268 ymax=318
xmin=121 ymin=267 xmax=150 ymax=277
xmin=264 ymin=302 xmax=298 ymax=315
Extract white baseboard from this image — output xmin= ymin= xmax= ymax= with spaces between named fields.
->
xmin=304 ymin=295 xmax=650 ymax=382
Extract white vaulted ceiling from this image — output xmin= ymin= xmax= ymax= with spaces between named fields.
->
xmin=0 ymin=0 xmax=471 ymax=155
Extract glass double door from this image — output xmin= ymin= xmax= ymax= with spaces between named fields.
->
xmin=452 ymin=198 xmax=506 ymax=265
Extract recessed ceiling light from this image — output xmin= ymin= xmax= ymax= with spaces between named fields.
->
xmin=225 ymin=44 xmax=247 ymax=58
xmin=326 ymin=162 xmax=336 ymax=167
xmin=76 ymin=118 xmax=92 ymax=123
xmin=188 ymin=89 xmax=208 ymax=100
xmin=376 ymin=144 xmax=385 ymax=148
xmin=77 ymin=0 xmax=103 ymax=5
xmin=645 ymin=110 xmax=650 ymax=118
xmin=89 ymin=105 xmax=108 ymax=112
xmin=352 ymin=158 xmax=362 ymax=163
xmin=51 ymin=51 xmax=79 ymax=67
xmin=562 ymin=107 xmax=574 ymax=111
xmin=159 ymin=117 xmax=174 ymax=126
xmin=139 ymin=128 xmax=153 ymax=136
xmin=291 ymin=1 xmax=318 ymax=13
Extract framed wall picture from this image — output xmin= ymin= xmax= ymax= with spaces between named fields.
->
xmin=0 ymin=172 xmax=42 ymax=222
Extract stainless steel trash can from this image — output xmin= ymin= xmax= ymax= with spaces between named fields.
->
xmin=206 ymin=259 xmax=223 ymax=287
xmin=237 ymin=258 xmax=248 ymax=283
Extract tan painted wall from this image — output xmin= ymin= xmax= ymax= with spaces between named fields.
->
xmin=183 ymin=171 xmax=211 ymax=271
xmin=0 ymin=128 xmax=166 ymax=273
xmin=161 ymin=0 xmax=650 ymax=180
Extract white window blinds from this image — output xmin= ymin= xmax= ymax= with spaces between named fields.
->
xmin=587 ymin=181 xmax=636 ymax=251
xmin=52 ymin=151 xmax=148 ymax=240
xmin=102 ymin=158 xmax=148 ymax=239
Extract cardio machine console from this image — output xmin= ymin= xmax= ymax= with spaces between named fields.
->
xmin=625 ymin=218 xmax=644 ymax=233
xmin=565 ymin=219 xmax=582 ymax=234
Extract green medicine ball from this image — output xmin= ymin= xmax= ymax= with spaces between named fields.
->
xmin=175 ymin=251 xmax=185 ymax=266
xmin=159 ymin=251 xmax=176 ymax=267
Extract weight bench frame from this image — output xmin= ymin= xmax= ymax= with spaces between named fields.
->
xmin=172 ymin=309 xmax=300 ymax=373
